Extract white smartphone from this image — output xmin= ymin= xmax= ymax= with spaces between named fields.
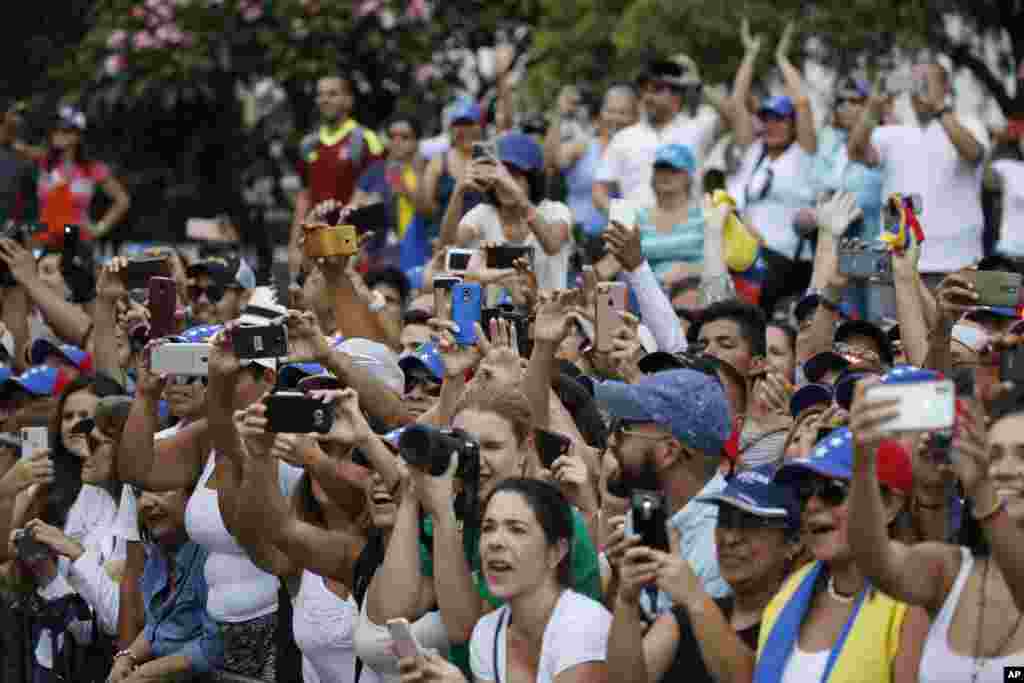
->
xmin=186 ymin=217 xmax=226 ymax=242
xmin=446 ymin=248 xmax=475 ymax=273
xmin=151 ymin=343 xmax=211 ymax=376
xmin=387 ymin=618 xmax=422 ymax=660
xmin=608 ymin=199 xmax=639 ymax=228
xmin=20 ymin=427 xmax=48 ymax=460
xmin=865 ymin=380 xmax=956 ymax=432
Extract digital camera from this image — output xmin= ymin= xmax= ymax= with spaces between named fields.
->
xmin=838 ymin=238 xmax=893 ymax=283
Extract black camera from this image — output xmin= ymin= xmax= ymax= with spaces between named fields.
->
xmin=13 ymin=528 xmax=52 ymax=564
xmin=837 ymin=238 xmax=893 ymax=283
xmin=265 ymin=392 xmax=335 ymax=434
xmin=398 ymin=425 xmax=480 ymax=477
xmin=232 ymin=324 xmax=289 ymax=359
xmin=630 ymin=490 xmax=669 ymax=552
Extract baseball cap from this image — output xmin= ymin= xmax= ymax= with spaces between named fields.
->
xmin=1 ymin=366 xmax=68 ymax=397
xmin=178 ymin=324 xmax=223 ymax=343
xmin=56 ymin=105 xmax=87 ymax=131
xmin=449 ymin=100 xmax=482 ymax=125
xmin=0 ymin=327 xmax=13 ymax=363
xmin=879 ymin=365 xmax=941 ymax=385
xmin=835 ymin=320 xmax=894 ymax=366
xmin=188 ymin=254 xmax=256 ymax=291
xmin=398 ymin=342 xmax=445 ymax=383
xmin=642 ymin=55 xmax=702 ymax=89
xmin=758 ymin=95 xmax=796 ymax=119
xmin=637 ymin=351 xmax=721 ymax=378
xmin=279 ymin=362 xmax=328 ymax=389
xmin=497 ymin=132 xmax=544 ymax=174
xmin=794 ymin=292 xmax=854 ymax=324
xmin=29 ymin=341 xmax=93 ymax=372
xmin=653 ymin=144 xmax=696 ymax=173
xmin=0 ymin=366 xmax=12 ymax=386
xmin=803 ymin=351 xmax=851 ymax=384
xmin=698 ymin=465 xmax=799 ymax=528
xmin=790 ymin=383 xmax=833 ymax=418
xmin=593 ymin=369 xmax=731 ymax=457
xmin=775 ymin=427 xmax=912 ymax=494
xmin=335 ymin=338 xmax=404 ymax=395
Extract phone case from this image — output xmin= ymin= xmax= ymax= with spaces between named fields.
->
xmin=265 ymin=392 xmax=335 ymax=434
xmin=147 ymin=277 xmax=178 ymax=340
xmin=595 ymin=282 xmax=627 ymax=353
xmin=433 ymin=276 xmax=462 ymax=321
xmin=452 ymin=283 xmax=482 ymax=346
xmin=972 ymin=271 xmax=1023 ymax=309
xmin=486 ymin=244 xmax=533 ymax=269
xmin=865 ymin=380 xmax=955 ymax=432
xmin=150 ymin=343 xmax=211 ymax=376
xmin=303 ymin=224 xmax=359 ymax=258
xmin=232 ymin=325 xmax=288 ymax=359
xmin=387 ymin=619 xmax=422 ymax=659
xmin=124 ymin=257 xmax=171 ymax=290
xmin=629 ymin=490 xmax=669 ymax=552
xmin=20 ymin=427 xmax=48 ymax=460
xmin=534 ymin=428 xmax=571 ymax=469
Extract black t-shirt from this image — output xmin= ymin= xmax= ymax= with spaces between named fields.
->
xmin=659 ymin=596 xmax=760 ymax=683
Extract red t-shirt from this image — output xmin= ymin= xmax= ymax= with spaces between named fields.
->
xmin=296 ymin=120 xmax=384 ymax=207
xmin=37 ymin=159 xmax=110 ymax=243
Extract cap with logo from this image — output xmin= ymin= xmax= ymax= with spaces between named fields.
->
xmin=187 ymin=254 xmax=256 ymax=291
xmin=29 ymin=340 xmax=93 ymax=372
xmin=758 ymin=95 xmax=796 ymax=119
xmin=1 ymin=366 xmax=69 ymax=398
xmin=775 ymin=427 xmax=912 ymax=494
xmin=399 ymin=342 xmax=445 ymax=384
xmin=335 ymin=338 xmax=404 ymax=395
xmin=698 ymin=465 xmax=799 ymax=529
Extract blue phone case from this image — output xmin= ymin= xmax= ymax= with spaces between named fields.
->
xmin=452 ymin=283 xmax=482 ymax=346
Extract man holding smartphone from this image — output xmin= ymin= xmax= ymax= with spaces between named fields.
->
xmin=186 ymin=255 xmax=256 ymax=325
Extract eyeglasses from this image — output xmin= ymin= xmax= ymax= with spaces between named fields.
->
xmin=795 ymin=476 xmax=849 ymax=508
xmin=405 ymin=373 xmax=441 ymax=397
xmin=717 ymin=506 xmax=790 ymax=531
xmin=832 ymin=343 xmax=882 ymax=368
xmin=188 ymin=283 xmax=227 ymax=304
xmin=169 ymin=375 xmax=206 ymax=386
xmin=610 ymin=418 xmax=666 ymax=441
xmin=836 ymin=97 xmax=866 ymax=108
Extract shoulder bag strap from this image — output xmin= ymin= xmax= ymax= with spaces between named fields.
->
xmin=493 ymin=608 xmax=508 ymax=683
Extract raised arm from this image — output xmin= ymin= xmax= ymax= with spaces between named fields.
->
xmin=848 ymin=78 xmax=885 ymax=167
xmin=527 ymin=292 xmax=583 ymax=431
xmin=93 ymin=174 xmax=132 ymax=238
xmin=775 ymin=23 xmax=816 ymax=155
xmin=731 ymin=18 xmax=762 ymax=149
xmin=92 ymin=259 xmax=129 ymax=380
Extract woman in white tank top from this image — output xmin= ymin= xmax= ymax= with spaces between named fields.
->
xmin=848 ymin=393 xmax=1024 ymax=683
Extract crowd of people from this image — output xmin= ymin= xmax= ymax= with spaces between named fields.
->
xmin=0 ymin=16 xmax=1023 ymax=683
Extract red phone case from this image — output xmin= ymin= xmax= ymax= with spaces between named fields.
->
xmin=147 ymin=277 xmax=178 ymax=340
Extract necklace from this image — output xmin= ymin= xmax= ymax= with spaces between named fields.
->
xmin=827 ymin=576 xmax=856 ymax=604
xmin=972 ymin=558 xmax=1023 ymax=683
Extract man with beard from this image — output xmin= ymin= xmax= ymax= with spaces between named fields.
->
xmin=185 ymin=255 xmax=256 ymax=326
xmin=595 ymin=369 xmax=732 ymax=617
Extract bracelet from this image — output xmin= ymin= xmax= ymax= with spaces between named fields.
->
xmin=113 ymin=650 xmax=137 ymax=667
xmin=974 ymin=497 xmax=1006 ymax=523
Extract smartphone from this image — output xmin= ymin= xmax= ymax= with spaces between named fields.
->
xmin=96 ymin=396 xmax=134 ymax=438
xmin=232 ymin=324 xmax=288 ymax=359
xmin=265 ymin=392 xmax=335 ymax=434
xmin=151 ymin=343 xmax=211 ymax=376
xmin=452 ymin=282 xmax=483 ymax=346
xmin=433 ymin=275 xmax=462 ymax=321
xmin=20 ymin=427 xmax=48 ymax=460
xmin=186 ymin=218 xmax=224 ymax=242
xmin=885 ymin=73 xmax=928 ymax=98
xmin=13 ymin=528 xmax=52 ymax=564
xmin=608 ymin=199 xmax=639 ymax=228
xmin=345 ymin=202 xmax=388 ymax=235
xmin=446 ymin=248 xmax=474 ymax=273
xmin=865 ymin=380 xmax=956 ymax=432
xmin=837 ymin=241 xmax=893 ymax=282
xmin=486 ymin=244 xmax=533 ymax=270
xmin=303 ymin=224 xmax=359 ymax=259
xmin=534 ymin=428 xmax=571 ymax=469
xmin=472 ymin=141 xmax=497 ymax=161
xmin=124 ymin=257 xmax=171 ymax=291
xmin=628 ymin=490 xmax=669 ymax=552
xmin=971 ymin=271 xmax=1023 ymax=309
xmin=1001 ymin=346 xmax=1024 ymax=384
xmin=387 ymin=618 xmax=423 ymax=660
xmin=595 ymin=282 xmax=627 ymax=353
xmin=147 ymin=277 xmax=178 ymax=340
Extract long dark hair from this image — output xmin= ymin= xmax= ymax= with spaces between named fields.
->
xmin=43 ymin=373 xmax=124 ymax=530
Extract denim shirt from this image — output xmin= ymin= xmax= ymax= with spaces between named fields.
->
xmin=812 ymin=127 xmax=884 ymax=242
xmin=141 ymin=541 xmax=224 ymax=674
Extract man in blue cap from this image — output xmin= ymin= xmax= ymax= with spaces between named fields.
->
xmin=398 ymin=342 xmax=444 ymax=419
xmin=595 ymin=368 xmax=733 ymax=611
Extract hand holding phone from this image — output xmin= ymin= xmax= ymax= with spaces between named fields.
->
xmin=451 ymin=283 xmax=482 ymax=346
xmin=232 ymin=324 xmax=289 ymax=359
xmin=20 ymin=427 xmax=48 ymax=460
xmin=534 ymin=428 xmax=572 ymax=469
xmin=147 ymin=277 xmax=177 ymax=340
xmin=864 ymin=380 xmax=955 ymax=432
xmin=628 ymin=490 xmax=670 ymax=552
xmin=387 ymin=618 xmax=423 ymax=660
xmin=265 ymin=392 xmax=335 ymax=434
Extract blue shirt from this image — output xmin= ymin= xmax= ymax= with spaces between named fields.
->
xmin=565 ymin=140 xmax=607 ymax=236
xmin=141 ymin=541 xmax=224 ymax=674
xmin=812 ymin=127 xmax=884 ymax=241
xmin=636 ymin=206 xmax=705 ymax=280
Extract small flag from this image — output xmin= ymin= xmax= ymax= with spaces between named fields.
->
xmin=880 ymin=193 xmax=925 ymax=252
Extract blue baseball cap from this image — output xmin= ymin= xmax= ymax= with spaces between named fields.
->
xmin=279 ymin=362 xmax=328 ymax=389
xmin=382 ymin=427 xmax=408 ymax=449
xmin=497 ymin=132 xmax=544 ymax=173
xmin=790 ymin=383 xmax=833 ymax=418
xmin=803 ymin=351 xmax=850 ymax=384
xmin=776 ymin=427 xmax=913 ymax=494
xmin=834 ymin=370 xmax=869 ymax=410
xmin=2 ymin=366 xmax=64 ymax=397
xmin=880 ymin=365 xmax=941 ymax=385
xmin=593 ymin=369 xmax=731 ymax=456
xmin=759 ymin=95 xmax=796 ymax=118
xmin=0 ymin=366 xmax=12 ymax=386
xmin=699 ymin=465 xmax=799 ymax=528
xmin=653 ymin=144 xmax=696 ymax=173
xmin=398 ymin=342 xmax=445 ymax=383
xmin=449 ymin=100 xmax=482 ymax=125
xmin=179 ymin=324 xmax=223 ymax=343
xmin=29 ymin=341 xmax=93 ymax=371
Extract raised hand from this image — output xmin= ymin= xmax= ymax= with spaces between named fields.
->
xmin=935 ymin=271 xmax=979 ymax=323
xmin=207 ymin=325 xmax=242 ymax=379
xmin=283 ymin=309 xmax=331 ymax=364
xmin=0 ymin=237 xmax=37 ymax=285
xmin=0 ymin=448 xmax=55 ymax=495
xmin=533 ymin=290 xmax=584 ymax=345
xmin=428 ymin=317 xmax=484 ymax=379
xmin=848 ymin=380 xmax=900 ymax=466
xmin=741 ymin=18 xmax=763 ymax=54
xmin=96 ymin=257 xmax=129 ymax=302
xmin=604 ymin=221 xmax=644 ymax=272
xmin=23 ymin=519 xmax=84 ymax=560
xmin=609 ymin=311 xmax=645 ymax=383
xmin=314 ymin=388 xmax=374 ymax=448
xmin=950 ymin=399 xmax=993 ymax=499
xmin=462 ymin=245 xmax=517 ymax=286
xmin=551 ymin=449 xmax=598 ymax=514
xmin=618 ymin=546 xmax=661 ymax=605
xmin=816 ymin=191 xmax=863 ymax=238
xmin=237 ymin=401 xmax=274 ymax=460
xmin=775 ymin=21 xmax=796 ymax=61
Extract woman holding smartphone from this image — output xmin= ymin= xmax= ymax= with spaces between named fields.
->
xmin=847 ymin=383 xmax=1024 ymax=682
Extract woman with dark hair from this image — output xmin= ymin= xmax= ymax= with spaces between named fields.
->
xmin=848 ymin=384 xmax=1024 ymax=682
xmin=35 ymin=106 xmax=130 ymax=245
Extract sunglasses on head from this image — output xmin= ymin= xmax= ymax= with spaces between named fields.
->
xmin=716 ymin=505 xmax=790 ymax=531
xmin=795 ymin=476 xmax=849 ymax=508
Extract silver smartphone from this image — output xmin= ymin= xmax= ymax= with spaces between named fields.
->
xmin=20 ymin=427 xmax=48 ymax=460
xmin=865 ymin=380 xmax=955 ymax=432
xmin=151 ymin=343 xmax=211 ymax=376
xmin=387 ymin=618 xmax=423 ymax=659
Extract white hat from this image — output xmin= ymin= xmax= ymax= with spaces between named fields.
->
xmin=335 ymin=338 xmax=404 ymax=395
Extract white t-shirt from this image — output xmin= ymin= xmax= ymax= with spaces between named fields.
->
xmin=731 ymin=140 xmax=816 ymax=260
xmin=469 ymin=590 xmax=611 ymax=683
xmin=595 ymin=109 xmax=720 ymax=205
xmin=993 ymin=159 xmax=1024 ymax=258
xmin=460 ymin=200 xmax=574 ymax=291
xmin=353 ymin=598 xmax=449 ymax=683
xmin=871 ymin=118 xmax=990 ymax=272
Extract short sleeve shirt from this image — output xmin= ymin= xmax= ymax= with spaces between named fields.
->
xmin=297 ymin=120 xmax=384 ymax=208
xmin=37 ymin=159 xmax=111 ymax=237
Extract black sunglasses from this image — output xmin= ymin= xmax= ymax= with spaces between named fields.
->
xmin=795 ymin=476 xmax=849 ymax=508
xmin=716 ymin=506 xmax=790 ymax=531
xmin=188 ymin=283 xmax=227 ymax=304
xmin=404 ymin=372 xmax=441 ymax=397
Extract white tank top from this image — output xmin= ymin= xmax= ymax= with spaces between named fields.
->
xmin=780 ymin=644 xmax=830 ymax=683
xmin=919 ymin=547 xmax=1024 ymax=683
xmin=184 ymin=453 xmax=280 ymax=623
xmin=292 ymin=570 xmax=378 ymax=683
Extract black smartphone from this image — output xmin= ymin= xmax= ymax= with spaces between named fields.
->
xmin=630 ymin=490 xmax=669 ymax=552
xmin=534 ymin=428 xmax=571 ymax=469
xmin=486 ymin=244 xmax=533 ymax=270
xmin=60 ymin=224 xmax=81 ymax=279
xmin=346 ymin=202 xmax=389 ymax=235
xmin=265 ymin=392 xmax=335 ymax=434
xmin=124 ymin=257 xmax=171 ymax=291
xmin=232 ymin=324 xmax=288 ymax=359
xmin=14 ymin=528 xmax=52 ymax=564
xmin=1001 ymin=345 xmax=1024 ymax=384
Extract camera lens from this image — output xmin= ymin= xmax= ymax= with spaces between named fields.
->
xmin=398 ymin=425 xmax=479 ymax=477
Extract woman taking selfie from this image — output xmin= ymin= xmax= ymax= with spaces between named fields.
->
xmin=755 ymin=424 xmax=923 ymax=683
xmin=848 ymin=383 xmax=1024 ymax=682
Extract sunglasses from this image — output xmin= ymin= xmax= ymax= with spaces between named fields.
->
xmin=610 ymin=418 xmax=665 ymax=441
xmin=404 ymin=373 xmax=441 ymax=397
xmin=716 ymin=506 xmax=790 ymax=531
xmin=188 ymin=283 xmax=234 ymax=304
xmin=795 ymin=476 xmax=849 ymax=508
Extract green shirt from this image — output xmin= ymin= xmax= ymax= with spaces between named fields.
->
xmin=419 ymin=506 xmax=602 ymax=673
